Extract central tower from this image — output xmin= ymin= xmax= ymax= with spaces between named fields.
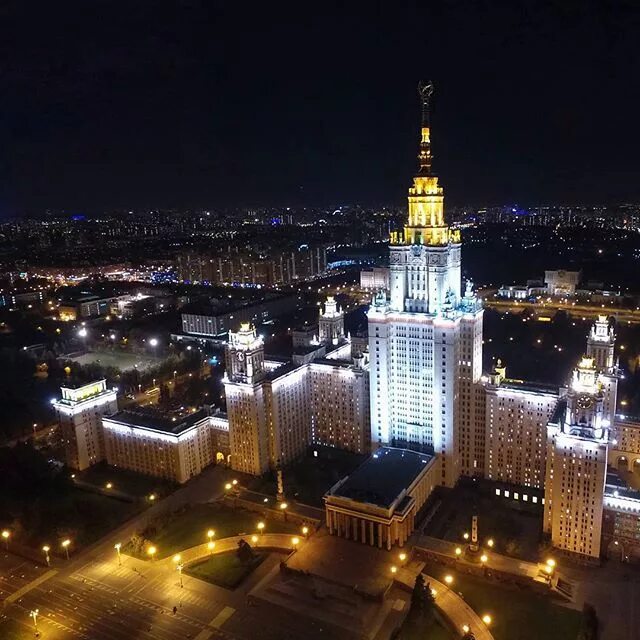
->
xmin=368 ymin=82 xmax=483 ymax=487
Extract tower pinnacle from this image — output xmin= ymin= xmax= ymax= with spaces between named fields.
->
xmin=417 ymin=80 xmax=434 ymax=175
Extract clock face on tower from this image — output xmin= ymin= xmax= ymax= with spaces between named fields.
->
xmin=577 ymin=393 xmax=594 ymax=410
xmin=236 ymin=351 xmax=245 ymax=362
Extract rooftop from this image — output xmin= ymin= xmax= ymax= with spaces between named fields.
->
xmin=105 ymin=408 xmax=208 ymax=435
xmin=328 ymin=447 xmax=434 ymax=509
xmin=500 ymin=378 xmax=559 ymax=395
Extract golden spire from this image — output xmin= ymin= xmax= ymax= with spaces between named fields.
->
xmin=390 ymin=81 xmax=460 ymax=247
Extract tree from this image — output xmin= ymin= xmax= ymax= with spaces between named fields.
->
xmin=411 ymin=574 xmax=426 ymax=614
xmin=159 ymin=384 xmax=171 ymax=408
xmin=577 ymin=603 xmax=598 ymax=640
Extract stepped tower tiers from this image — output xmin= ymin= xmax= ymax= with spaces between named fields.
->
xmin=587 ymin=315 xmax=616 ymax=373
xmin=368 ymin=82 xmax=483 ymax=488
xmin=319 ymin=295 xmax=345 ymax=345
xmin=544 ymin=356 xmax=610 ymax=559
xmin=226 ymin=322 xmax=265 ymax=383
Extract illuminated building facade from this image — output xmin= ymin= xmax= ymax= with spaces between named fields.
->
xmin=484 ymin=371 xmax=560 ymax=489
xmin=543 ymin=357 xmax=611 ymax=559
xmin=367 ymin=82 xmax=483 ymax=487
xmin=223 ymin=308 xmax=371 ymax=475
xmin=102 ymin=409 xmax=215 ymax=484
xmin=54 ymin=379 xmax=118 ymax=470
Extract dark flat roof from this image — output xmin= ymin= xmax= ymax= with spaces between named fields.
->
xmin=106 ymin=408 xmax=208 ymax=435
xmin=501 ymin=378 xmax=559 ymax=395
xmin=330 ymin=447 xmax=433 ymax=509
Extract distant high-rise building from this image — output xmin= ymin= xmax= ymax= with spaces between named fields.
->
xmin=54 ymin=380 xmax=118 ymax=470
xmin=367 ymin=82 xmax=483 ymax=487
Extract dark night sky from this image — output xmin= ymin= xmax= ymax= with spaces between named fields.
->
xmin=2 ymin=1 xmax=640 ymax=215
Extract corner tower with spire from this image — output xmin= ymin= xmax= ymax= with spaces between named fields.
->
xmin=368 ymin=82 xmax=484 ymax=487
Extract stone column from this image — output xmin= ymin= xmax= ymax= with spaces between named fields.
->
xmin=378 ymin=523 xmax=383 ymax=549
xmin=369 ymin=521 xmax=374 ymax=546
xmin=361 ymin=519 xmax=366 ymax=543
xmin=386 ymin=525 xmax=392 ymax=550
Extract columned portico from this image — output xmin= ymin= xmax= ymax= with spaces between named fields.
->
xmin=324 ymin=447 xmax=440 ymax=549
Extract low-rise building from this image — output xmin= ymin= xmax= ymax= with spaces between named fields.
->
xmin=102 ymin=409 xmax=215 ymax=483
xmin=324 ymin=447 xmax=439 ymax=549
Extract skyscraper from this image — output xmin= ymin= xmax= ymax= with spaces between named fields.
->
xmin=368 ymin=82 xmax=483 ymax=487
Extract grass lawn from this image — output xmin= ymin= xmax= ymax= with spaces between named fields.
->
xmin=247 ymin=445 xmax=367 ymax=507
xmin=184 ymin=551 xmax=266 ymax=589
xmin=423 ymin=480 xmax=543 ymax=561
xmin=127 ymin=503 xmax=299 ymax=559
xmin=76 ymin=461 xmax=177 ymax=499
xmin=69 ymin=490 xmax=140 ymax=546
xmin=424 ymin=563 xmax=582 ymax=640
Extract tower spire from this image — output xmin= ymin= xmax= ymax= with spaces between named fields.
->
xmin=417 ymin=80 xmax=434 ymax=175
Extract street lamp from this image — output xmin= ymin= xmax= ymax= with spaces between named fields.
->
xmin=463 ymin=532 xmax=469 ymax=541
xmin=546 ymin=558 xmax=556 ymax=568
xmin=61 ymin=539 xmax=71 ymax=560
xmin=455 ymin=547 xmax=462 ymax=557
xmin=147 ymin=545 xmax=157 ymax=561
xmin=390 ymin=565 xmax=397 ymax=574
xmin=207 ymin=529 xmax=215 ymax=543
xmin=251 ymin=535 xmax=258 ymax=544
xmin=280 ymin=502 xmax=288 ymax=521
xmin=487 ymin=538 xmax=494 ymax=548
xmin=482 ymin=614 xmax=492 ymax=625
xmin=173 ymin=555 xmax=184 ymax=588
xmin=462 ymin=624 xmax=470 ymax=634
xmin=2 ymin=529 xmax=10 ymax=550
xmin=444 ymin=575 xmax=454 ymax=585
xmin=225 ymin=482 xmax=232 ymax=491
xmin=480 ymin=554 xmax=488 ymax=564
xmin=207 ymin=541 xmax=215 ymax=554
xmin=30 ymin=608 xmax=39 ymax=635
xmin=257 ymin=522 xmax=265 ymax=534
xmin=291 ymin=537 xmax=300 ymax=547
xmin=149 ymin=338 xmax=158 ymax=347
xmin=114 ymin=542 xmax=122 ymax=566
xmin=105 ymin=482 xmax=113 ymax=490
xmin=42 ymin=545 xmax=50 ymax=567
xmin=302 ymin=526 xmax=309 ymax=538
xmin=148 ymin=493 xmax=156 ymax=502
xmin=398 ymin=552 xmax=407 ymax=564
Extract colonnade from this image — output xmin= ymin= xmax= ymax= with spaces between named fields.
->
xmin=326 ymin=508 xmax=414 ymax=549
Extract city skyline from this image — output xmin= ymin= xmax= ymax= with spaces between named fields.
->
xmin=3 ymin=2 xmax=640 ymax=216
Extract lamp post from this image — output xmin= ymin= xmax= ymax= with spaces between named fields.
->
xmin=302 ymin=525 xmax=309 ymax=539
xmin=207 ymin=529 xmax=215 ymax=543
xmin=280 ymin=502 xmax=288 ymax=522
xmin=30 ymin=608 xmax=39 ymax=635
xmin=61 ymin=539 xmax=71 ymax=560
xmin=114 ymin=543 xmax=122 ymax=566
xmin=147 ymin=545 xmax=157 ymax=561
xmin=2 ymin=529 xmax=10 ymax=551
xmin=207 ymin=541 xmax=215 ymax=554
xmin=42 ymin=545 xmax=50 ymax=567
xmin=257 ymin=522 xmax=265 ymax=535
xmin=173 ymin=554 xmax=183 ymax=588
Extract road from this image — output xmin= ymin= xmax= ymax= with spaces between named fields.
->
xmin=0 ymin=467 xmax=337 ymax=640
xmin=483 ymin=297 xmax=640 ymax=324
xmin=0 ymin=465 xmax=233 ymax=640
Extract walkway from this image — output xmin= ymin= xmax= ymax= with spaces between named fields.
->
xmin=155 ymin=533 xmax=303 ymax=567
xmin=395 ymin=569 xmax=495 ymax=640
